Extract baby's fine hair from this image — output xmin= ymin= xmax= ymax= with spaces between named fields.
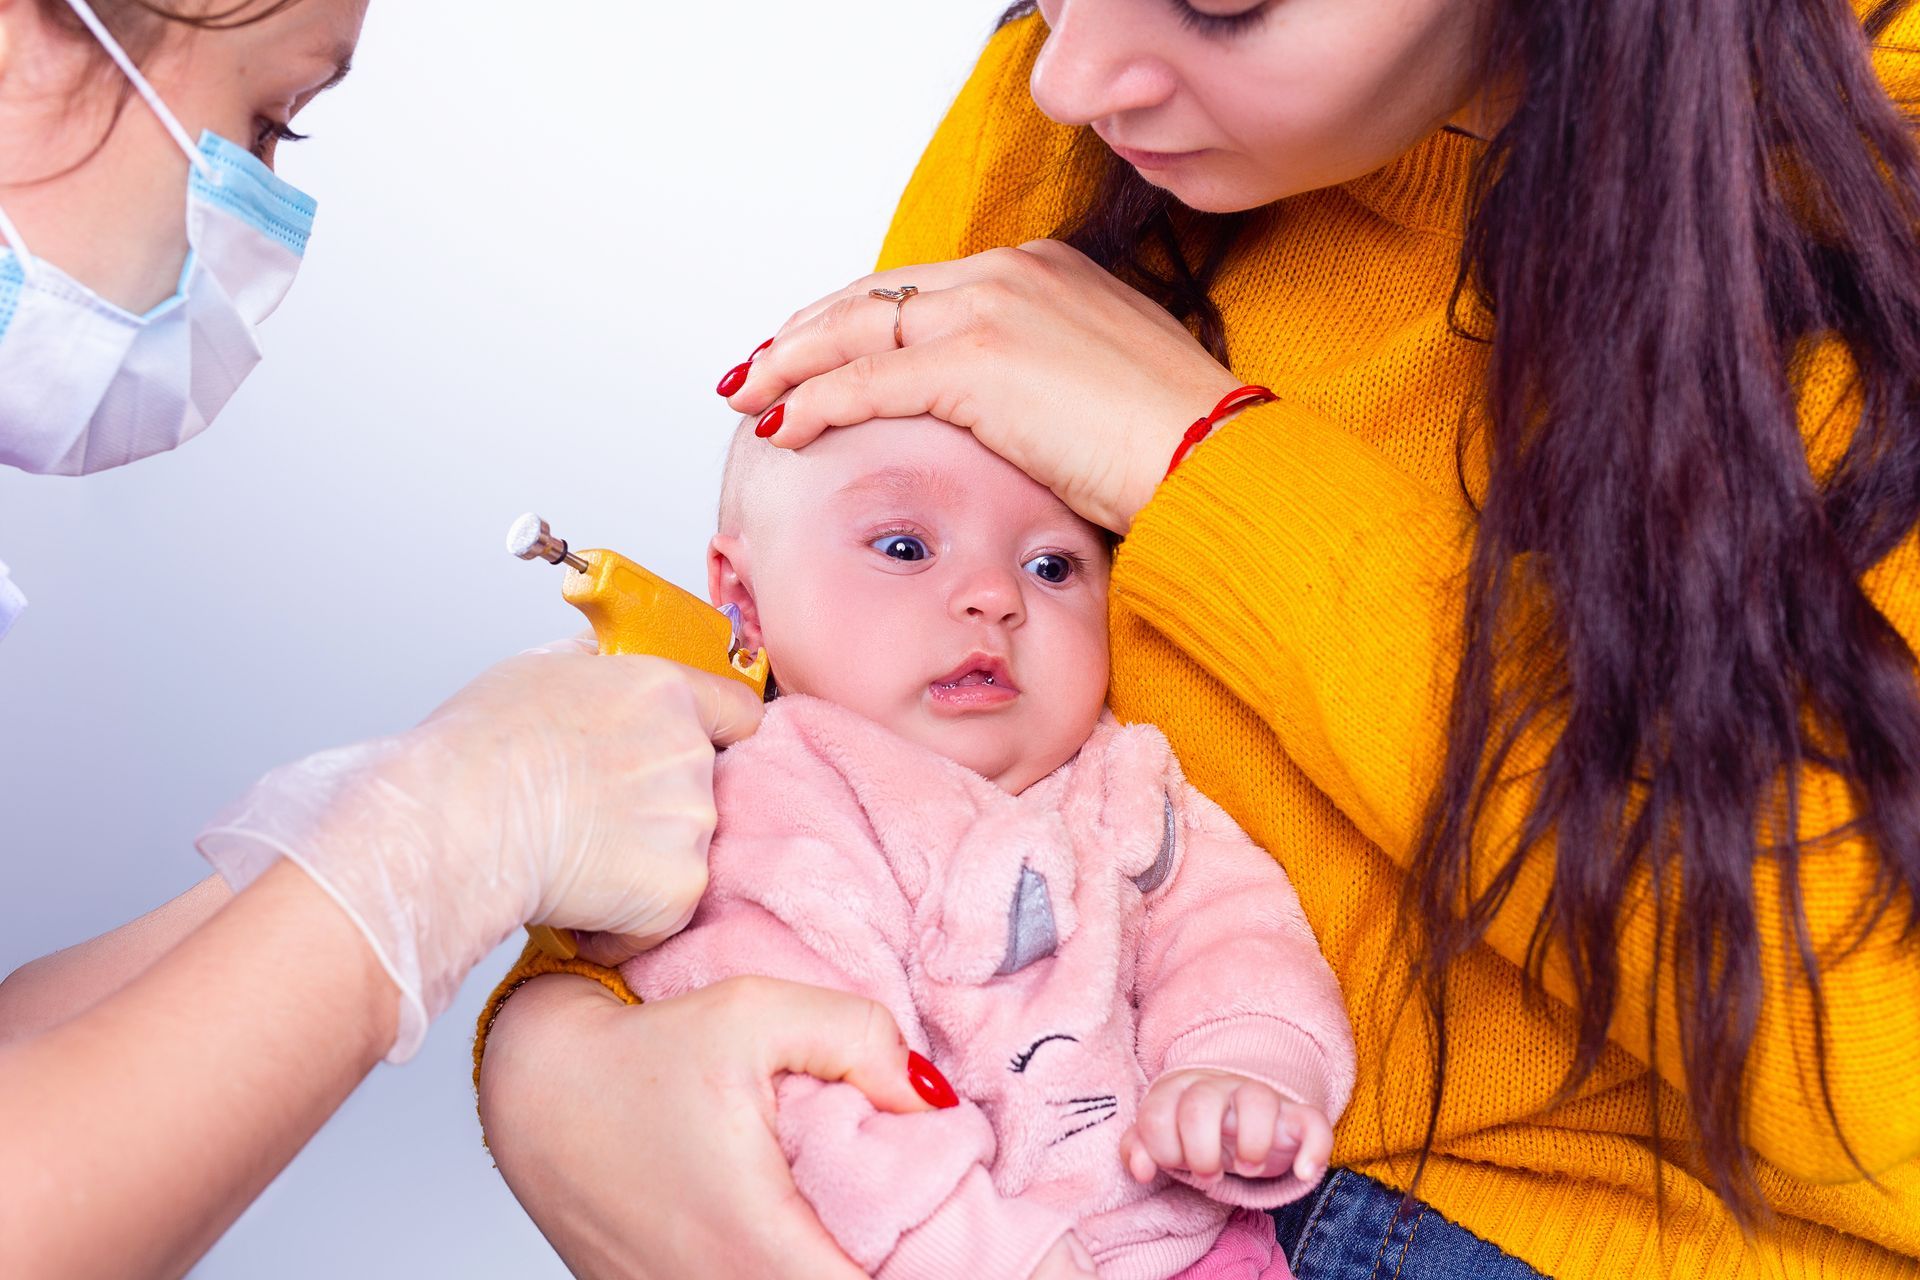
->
xmin=716 ymin=415 xmax=776 ymax=536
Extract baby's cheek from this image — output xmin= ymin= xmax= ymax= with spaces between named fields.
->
xmin=759 ymin=587 xmax=920 ymax=714
xmin=1029 ymin=642 xmax=1111 ymax=764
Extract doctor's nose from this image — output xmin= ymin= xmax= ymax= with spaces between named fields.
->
xmin=950 ymin=566 xmax=1026 ymax=628
xmin=1029 ymin=0 xmax=1179 ymax=128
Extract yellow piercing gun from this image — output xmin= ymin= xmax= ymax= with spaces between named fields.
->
xmin=506 ymin=512 xmax=769 ymax=959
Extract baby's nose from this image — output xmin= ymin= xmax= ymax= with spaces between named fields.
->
xmin=951 ymin=566 xmax=1026 ymax=627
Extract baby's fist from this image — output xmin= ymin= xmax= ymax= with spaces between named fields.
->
xmin=1121 ymin=1068 xmax=1331 ymax=1186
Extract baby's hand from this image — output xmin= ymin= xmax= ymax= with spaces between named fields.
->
xmin=1121 ymin=1068 xmax=1332 ymax=1186
xmin=1030 ymin=1231 xmax=1097 ymax=1279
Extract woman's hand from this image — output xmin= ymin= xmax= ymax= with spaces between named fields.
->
xmin=726 ymin=240 xmax=1245 ymax=535
xmin=478 ymin=974 xmax=935 ymax=1280
xmin=196 ymin=649 xmax=766 ymax=1059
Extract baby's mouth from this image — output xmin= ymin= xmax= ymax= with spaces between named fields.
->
xmin=929 ymin=654 xmax=1020 ymax=698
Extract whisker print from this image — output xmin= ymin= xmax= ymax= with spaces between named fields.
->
xmin=1046 ymin=1091 xmax=1118 ymax=1145
xmin=1052 ymin=1112 xmax=1117 ymax=1145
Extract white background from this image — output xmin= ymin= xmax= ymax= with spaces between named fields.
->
xmin=0 ymin=2 xmax=1009 ymax=1273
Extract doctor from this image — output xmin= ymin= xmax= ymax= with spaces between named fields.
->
xmin=0 ymin=4 xmax=928 ymax=1277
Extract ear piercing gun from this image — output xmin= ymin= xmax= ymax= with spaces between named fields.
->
xmin=506 ymin=512 xmax=770 ymax=959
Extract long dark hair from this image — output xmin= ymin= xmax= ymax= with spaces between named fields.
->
xmin=1001 ymin=0 xmax=1920 ymax=1221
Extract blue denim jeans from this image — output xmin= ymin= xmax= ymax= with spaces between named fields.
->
xmin=1270 ymin=1169 xmax=1550 ymax=1280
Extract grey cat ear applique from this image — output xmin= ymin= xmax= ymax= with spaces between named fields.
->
xmin=1131 ymin=796 xmax=1177 ymax=895
xmin=996 ymin=865 xmax=1060 ymax=975
xmin=991 ymin=795 xmax=1172 ymax=976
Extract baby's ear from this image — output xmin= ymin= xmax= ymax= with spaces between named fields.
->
xmin=707 ymin=533 xmax=766 ymax=654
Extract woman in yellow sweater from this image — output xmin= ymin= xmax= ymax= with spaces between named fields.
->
xmin=477 ymin=2 xmax=1920 ymax=1277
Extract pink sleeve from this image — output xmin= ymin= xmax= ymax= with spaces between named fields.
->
xmin=1132 ymin=785 xmax=1357 ymax=1209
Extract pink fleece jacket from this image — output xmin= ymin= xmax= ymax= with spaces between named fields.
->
xmin=620 ymin=696 xmax=1354 ymax=1280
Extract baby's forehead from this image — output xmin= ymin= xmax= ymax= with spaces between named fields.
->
xmin=829 ymin=457 xmax=977 ymax=509
xmin=722 ymin=415 xmax=1081 ymax=535
xmin=814 ymin=416 xmax=1023 ymax=483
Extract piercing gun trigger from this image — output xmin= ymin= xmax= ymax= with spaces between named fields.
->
xmin=506 ymin=513 xmax=770 ymax=960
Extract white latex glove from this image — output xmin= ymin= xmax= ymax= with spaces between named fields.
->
xmin=196 ymin=645 xmax=764 ymax=1060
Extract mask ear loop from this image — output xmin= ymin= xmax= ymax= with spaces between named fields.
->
xmin=2 ymin=1 xmax=221 ymax=283
xmin=60 ymin=0 xmax=215 ymax=182
xmin=0 ymin=203 xmax=39 ymax=280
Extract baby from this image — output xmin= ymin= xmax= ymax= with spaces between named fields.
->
xmin=620 ymin=416 xmax=1354 ymax=1280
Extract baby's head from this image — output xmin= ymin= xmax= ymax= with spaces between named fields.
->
xmin=711 ymin=417 xmax=1112 ymax=794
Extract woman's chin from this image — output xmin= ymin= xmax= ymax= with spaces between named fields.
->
xmin=1125 ymin=160 xmax=1276 ymax=216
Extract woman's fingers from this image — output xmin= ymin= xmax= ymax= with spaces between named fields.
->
xmin=735 ymin=292 xmax=913 ymax=414
xmin=756 ymin=340 xmax=985 ymax=452
xmin=735 ymin=281 xmax=974 ymax=417
xmin=718 ymin=976 xmax=936 ymax=1115
xmin=744 ymin=291 xmax=898 ymax=411
xmin=667 ymin=662 xmax=768 ymax=749
xmin=478 ymin=976 xmax=872 ymax=1280
xmin=765 ymin=260 xmax=953 ymax=346
xmin=569 ymin=931 xmax=635 ymax=967
xmin=713 ymin=1112 xmax=872 ymax=1280
xmin=731 ymin=249 xmax=1030 ymax=413
xmin=531 ymin=665 xmax=760 ymax=972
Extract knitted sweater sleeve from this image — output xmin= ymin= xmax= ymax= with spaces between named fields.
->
xmin=1111 ymin=390 xmax=1920 ymax=1184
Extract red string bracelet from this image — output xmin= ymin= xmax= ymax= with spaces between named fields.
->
xmin=1165 ymin=384 xmax=1276 ymax=479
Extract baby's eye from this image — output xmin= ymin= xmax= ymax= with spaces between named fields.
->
xmin=872 ymin=534 xmax=929 ymax=562
xmin=1023 ymin=553 xmax=1074 ymax=584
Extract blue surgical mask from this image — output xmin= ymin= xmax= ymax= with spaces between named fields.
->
xmin=0 ymin=0 xmax=317 ymax=476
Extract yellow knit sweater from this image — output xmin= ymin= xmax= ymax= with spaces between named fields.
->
xmin=478 ymin=14 xmax=1920 ymax=1277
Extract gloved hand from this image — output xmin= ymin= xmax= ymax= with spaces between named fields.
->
xmin=196 ymin=645 xmax=765 ymax=1060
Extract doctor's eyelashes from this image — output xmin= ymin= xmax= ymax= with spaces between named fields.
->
xmin=249 ymin=117 xmax=309 ymax=162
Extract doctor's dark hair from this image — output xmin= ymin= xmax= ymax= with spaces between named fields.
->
xmin=41 ymin=0 xmax=308 ymax=55
xmin=999 ymin=0 xmax=1920 ymax=1223
xmin=37 ymin=0 xmax=308 ymax=171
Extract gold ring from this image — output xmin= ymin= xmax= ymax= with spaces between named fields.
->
xmin=868 ymin=285 xmax=919 ymax=349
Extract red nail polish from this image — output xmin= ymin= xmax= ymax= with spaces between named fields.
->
xmin=716 ymin=362 xmax=751 ymax=397
xmin=751 ymin=337 xmax=775 ymax=358
xmin=907 ymin=1050 xmax=959 ymax=1109
xmin=755 ymin=403 xmax=785 ymax=439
